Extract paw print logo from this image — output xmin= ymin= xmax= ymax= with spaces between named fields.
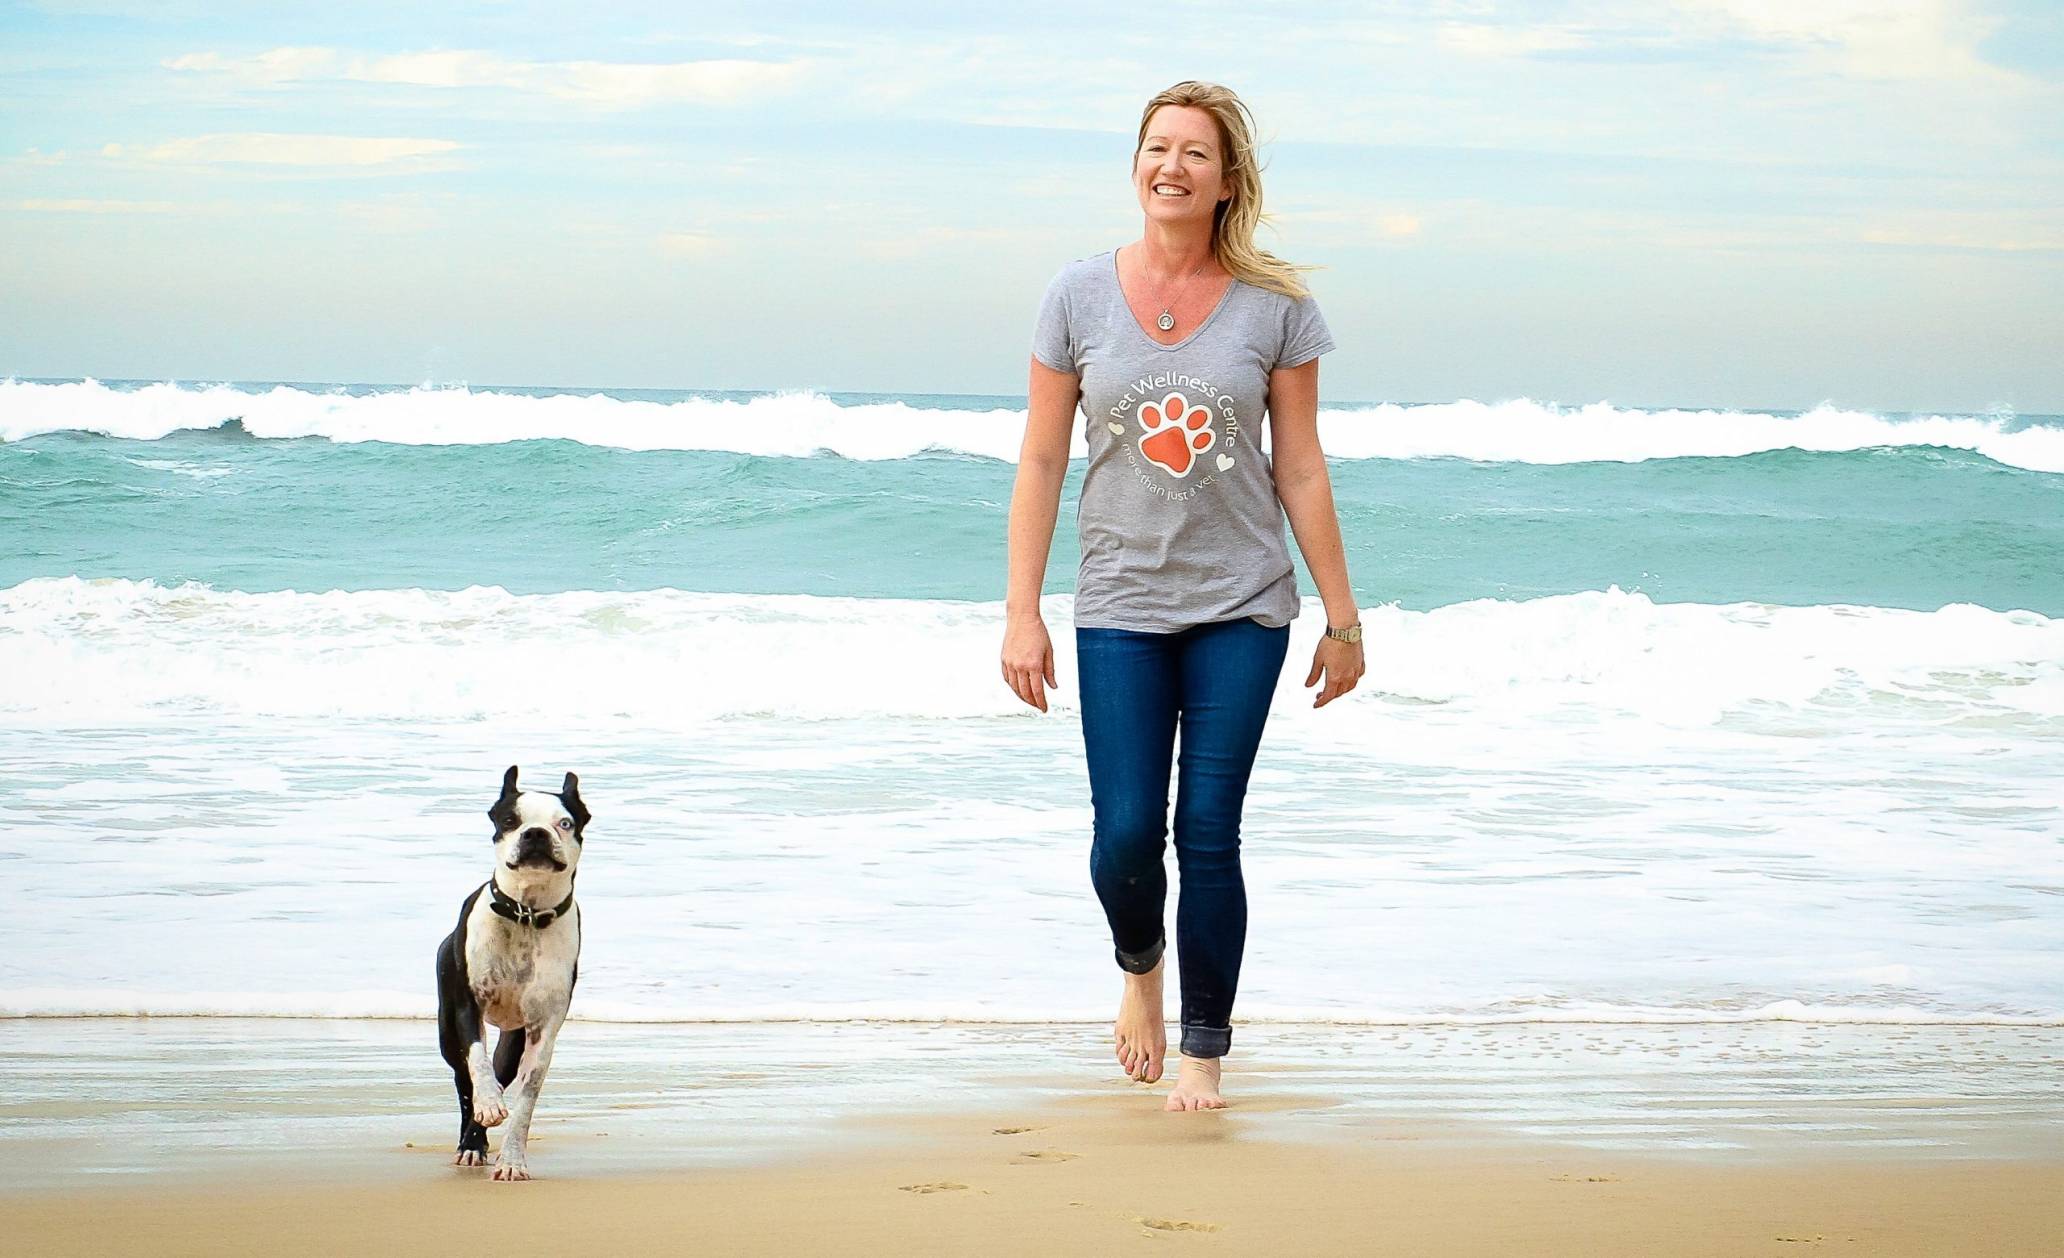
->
xmin=1136 ymin=391 xmax=1216 ymax=478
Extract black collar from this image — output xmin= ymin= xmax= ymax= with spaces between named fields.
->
xmin=486 ymin=877 xmax=575 ymax=929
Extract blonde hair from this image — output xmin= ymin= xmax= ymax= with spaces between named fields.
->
xmin=1136 ymin=81 xmax=1312 ymax=299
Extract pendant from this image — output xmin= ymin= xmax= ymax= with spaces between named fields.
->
xmin=1156 ymin=310 xmax=1175 ymax=332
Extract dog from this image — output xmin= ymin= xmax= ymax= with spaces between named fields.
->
xmin=436 ymin=765 xmax=588 ymax=1180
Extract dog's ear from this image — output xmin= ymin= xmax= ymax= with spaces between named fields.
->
xmin=489 ymin=765 xmax=522 ymax=833
xmin=561 ymin=772 xmax=590 ymax=835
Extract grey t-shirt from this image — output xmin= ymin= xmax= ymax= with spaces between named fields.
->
xmin=1032 ymin=249 xmax=1335 ymax=633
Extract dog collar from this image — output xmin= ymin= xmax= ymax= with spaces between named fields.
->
xmin=486 ymin=878 xmax=575 ymax=929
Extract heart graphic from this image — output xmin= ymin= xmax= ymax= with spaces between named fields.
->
xmin=1107 ymin=421 xmax=1124 ymax=435
xmin=1216 ymin=454 xmax=1235 ymax=472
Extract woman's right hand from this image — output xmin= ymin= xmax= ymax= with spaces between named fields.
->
xmin=1002 ymin=356 xmax=1076 ymax=715
xmin=1001 ymin=613 xmax=1057 ymax=713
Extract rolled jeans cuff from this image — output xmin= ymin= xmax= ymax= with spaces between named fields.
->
xmin=1114 ymin=936 xmax=1164 ymax=975
xmin=1180 ymin=1023 xmax=1231 ymax=1059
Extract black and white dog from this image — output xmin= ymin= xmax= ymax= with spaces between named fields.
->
xmin=436 ymin=765 xmax=588 ymax=1180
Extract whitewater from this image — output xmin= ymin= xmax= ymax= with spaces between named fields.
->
xmin=2 ymin=380 xmax=2060 ymax=1028
xmin=5 ymin=377 xmax=2064 ymax=470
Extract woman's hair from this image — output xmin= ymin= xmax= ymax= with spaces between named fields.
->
xmin=1136 ymin=81 xmax=1312 ymax=299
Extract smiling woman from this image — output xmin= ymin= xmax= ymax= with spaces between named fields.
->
xmin=1001 ymin=80 xmax=1366 ymax=1113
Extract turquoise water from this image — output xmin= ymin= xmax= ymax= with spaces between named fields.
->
xmin=6 ymin=421 xmax=2060 ymax=612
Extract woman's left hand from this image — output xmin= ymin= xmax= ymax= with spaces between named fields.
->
xmin=1304 ymin=634 xmax=1365 ymax=709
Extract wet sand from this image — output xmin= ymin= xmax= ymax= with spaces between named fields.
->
xmin=4 ymin=1018 xmax=2060 ymax=1255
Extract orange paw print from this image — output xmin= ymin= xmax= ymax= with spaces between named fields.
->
xmin=1136 ymin=392 xmax=1215 ymax=478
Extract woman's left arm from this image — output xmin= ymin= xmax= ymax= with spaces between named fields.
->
xmin=1269 ymin=358 xmax=1365 ymax=708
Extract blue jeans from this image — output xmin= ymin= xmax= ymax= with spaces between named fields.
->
xmin=1076 ymin=616 xmax=1291 ymax=1059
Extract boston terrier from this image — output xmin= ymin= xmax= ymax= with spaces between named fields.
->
xmin=435 ymin=765 xmax=588 ymax=1180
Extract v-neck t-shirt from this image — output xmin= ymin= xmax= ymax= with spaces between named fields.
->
xmin=1031 ymin=249 xmax=1335 ymax=632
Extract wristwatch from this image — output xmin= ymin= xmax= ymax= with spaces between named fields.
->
xmin=1325 ymin=621 xmax=1362 ymax=644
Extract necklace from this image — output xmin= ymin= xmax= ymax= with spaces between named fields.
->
xmin=1143 ymin=251 xmax=1213 ymax=332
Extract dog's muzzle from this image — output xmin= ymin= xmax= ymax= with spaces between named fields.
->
xmin=508 ymin=828 xmax=568 ymax=871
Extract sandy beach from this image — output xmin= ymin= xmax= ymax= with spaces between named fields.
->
xmin=5 ymin=1018 xmax=2060 ymax=1256
xmin=13 ymin=1113 xmax=2062 ymax=1257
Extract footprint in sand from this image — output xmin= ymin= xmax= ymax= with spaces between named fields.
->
xmin=1775 ymin=1237 xmax=1825 ymax=1245
xmin=1549 ymin=1174 xmax=1621 ymax=1183
xmin=992 ymin=1126 xmax=1041 ymax=1135
xmin=1013 ymin=1149 xmax=1080 ymax=1164
xmin=1139 ymin=1217 xmax=1221 ymax=1233
xmin=899 ymin=1182 xmax=970 ymax=1194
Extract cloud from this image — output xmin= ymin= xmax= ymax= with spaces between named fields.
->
xmin=547 ymin=59 xmax=808 ymax=107
xmin=1387 ymin=4 xmax=2026 ymax=88
xmin=1858 ymin=209 xmax=2064 ymax=253
xmin=109 ymin=134 xmax=461 ymax=166
xmin=336 ymin=196 xmax=445 ymax=232
xmin=1436 ymin=23 xmax=1591 ymax=58
xmin=1273 ymin=207 xmax=1426 ymax=245
xmin=854 ymin=224 xmax=1032 ymax=262
xmin=165 ymin=46 xmax=810 ymax=108
xmin=11 ymin=198 xmax=179 ymax=213
xmin=163 ymin=46 xmax=337 ymax=83
xmin=657 ymin=230 xmax=720 ymax=259
xmin=1674 ymin=0 xmax=2020 ymax=84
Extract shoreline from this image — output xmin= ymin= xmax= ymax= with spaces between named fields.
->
xmin=10 ymin=1102 xmax=2061 ymax=1257
xmin=3 ymin=1017 xmax=2061 ymax=1253
xmin=4 ymin=1018 xmax=2059 ymax=1179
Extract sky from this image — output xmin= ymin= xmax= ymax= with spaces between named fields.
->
xmin=2 ymin=0 xmax=2060 ymax=411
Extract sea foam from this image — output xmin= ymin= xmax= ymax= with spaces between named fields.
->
xmin=3 ymin=578 xmax=2058 ymax=726
xmin=4 ymin=379 xmax=2061 ymax=471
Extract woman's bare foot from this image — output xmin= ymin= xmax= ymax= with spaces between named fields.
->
xmin=1113 ymin=961 xmax=1166 ymax=1082
xmin=1164 ymin=1055 xmax=1227 ymax=1111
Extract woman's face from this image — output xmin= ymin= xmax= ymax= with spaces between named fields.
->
xmin=1134 ymin=104 xmax=1232 ymax=229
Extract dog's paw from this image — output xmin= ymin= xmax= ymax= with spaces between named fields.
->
xmin=472 ymin=1088 xmax=508 ymax=1128
xmin=453 ymin=1147 xmax=489 ymax=1167
xmin=490 ymin=1156 xmax=532 ymax=1182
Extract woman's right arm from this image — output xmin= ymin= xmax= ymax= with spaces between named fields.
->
xmin=1001 ymin=356 xmax=1081 ymax=712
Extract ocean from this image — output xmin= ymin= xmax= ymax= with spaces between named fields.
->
xmin=2 ymin=377 xmax=2060 ymax=1030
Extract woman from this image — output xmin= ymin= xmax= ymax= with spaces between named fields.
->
xmin=1001 ymin=81 xmax=1365 ymax=1111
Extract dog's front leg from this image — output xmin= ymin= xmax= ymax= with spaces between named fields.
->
xmin=466 ymin=1024 xmax=508 ymax=1130
xmin=490 ymin=1010 xmax=565 ymax=1182
xmin=438 ymin=938 xmax=501 ymax=1163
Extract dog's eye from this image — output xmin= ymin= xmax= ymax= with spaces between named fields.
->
xmin=556 ymin=818 xmax=573 ymax=831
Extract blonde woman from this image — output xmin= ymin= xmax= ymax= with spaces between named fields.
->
xmin=1002 ymin=81 xmax=1365 ymax=1110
